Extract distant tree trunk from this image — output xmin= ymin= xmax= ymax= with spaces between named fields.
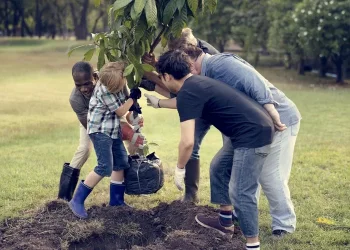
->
xmin=35 ymin=0 xmax=42 ymax=37
xmin=297 ymin=49 xmax=305 ymax=75
xmin=92 ymin=10 xmax=104 ymax=33
xmin=102 ymin=11 xmax=108 ymax=31
xmin=319 ymin=56 xmax=327 ymax=78
xmin=253 ymin=52 xmax=260 ymax=67
xmin=12 ymin=6 xmax=20 ymax=36
xmin=70 ymin=0 xmax=89 ymax=40
xmin=218 ymin=40 xmax=225 ymax=53
xmin=332 ymin=54 xmax=343 ymax=83
xmin=284 ymin=52 xmax=292 ymax=69
xmin=5 ymin=0 xmax=11 ymax=36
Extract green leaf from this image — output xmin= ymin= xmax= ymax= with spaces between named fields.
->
xmin=176 ymin=0 xmax=185 ymax=10
xmin=67 ymin=44 xmax=93 ymax=57
xmin=135 ymin=16 xmax=147 ymax=42
xmin=97 ymin=41 xmax=106 ymax=70
xmin=113 ymin=0 xmax=133 ymax=11
xmin=132 ymin=0 xmax=147 ymax=19
xmin=94 ymin=0 xmax=101 ymax=7
xmin=163 ymin=0 xmax=177 ymax=24
xmin=123 ymin=64 xmax=134 ymax=76
xmin=161 ymin=35 xmax=168 ymax=48
xmin=141 ymin=63 xmax=155 ymax=72
xmin=145 ymin=0 xmax=157 ymax=27
xmin=187 ymin=0 xmax=198 ymax=15
xmin=126 ymin=72 xmax=136 ymax=88
xmin=172 ymin=11 xmax=184 ymax=37
xmin=180 ymin=4 xmax=188 ymax=24
xmin=206 ymin=0 xmax=217 ymax=13
xmin=83 ymin=48 xmax=96 ymax=61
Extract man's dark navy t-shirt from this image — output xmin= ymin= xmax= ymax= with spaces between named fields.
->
xmin=176 ymin=75 xmax=274 ymax=149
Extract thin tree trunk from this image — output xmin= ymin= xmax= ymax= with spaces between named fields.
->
xmin=284 ymin=52 xmax=292 ymax=69
xmin=70 ymin=0 xmax=89 ymax=40
xmin=254 ymin=52 xmax=260 ymax=68
xmin=332 ymin=55 xmax=343 ymax=83
xmin=35 ymin=0 xmax=42 ymax=37
xmin=319 ymin=56 xmax=327 ymax=78
xmin=92 ymin=10 xmax=104 ymax=33
xmin=298 ymin=57 xmax=305 ymax=75
xmin=5 ymin=0 xmax=11 ymax=36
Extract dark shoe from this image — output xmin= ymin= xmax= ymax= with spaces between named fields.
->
xmin=139 ymin=79 xmax=156 ymax=91
xmin=272 ymin=229 xmax=289 ymax=239
xmin=195 ymin=214 xmax=235 ymax=236
xmin=109 ymin=183 xmax=130 ymax=206
xmin=68 ymin=181 xmax=92 ymax=219
xmin=58 ymin=163 xmax=80 ymax=201
xmin=182 ymin=159 xmax=200 ymax=203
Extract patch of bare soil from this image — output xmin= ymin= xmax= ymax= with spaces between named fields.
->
xmin=0 ymin=200 xmax=245 ymax=250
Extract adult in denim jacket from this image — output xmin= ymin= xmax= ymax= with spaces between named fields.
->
xmin=146 ymin=45 xmax=301 ymax=238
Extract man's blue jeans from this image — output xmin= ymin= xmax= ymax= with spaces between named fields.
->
xmin=89 ymin=132 xmax=129 ymax=177
xmin=210 ymin=138 xmax=270 ymax=237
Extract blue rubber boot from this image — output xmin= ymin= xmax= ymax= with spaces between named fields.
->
xmin=68 ymin=180 xmax=92 ymax=219
xmin=109 ymin=183 xmax=129 ymax=206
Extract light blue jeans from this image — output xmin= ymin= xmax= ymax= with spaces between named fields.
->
xmin=210 ymin=138 xmax=270 ymax=237
xmin=210 ymin=122 xmax=300 ymax=234
xmin=257 ymin=121 xmax=300 ymax=232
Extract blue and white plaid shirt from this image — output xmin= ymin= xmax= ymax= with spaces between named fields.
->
xmin=87 ymin=81 xmax=126 ymax=139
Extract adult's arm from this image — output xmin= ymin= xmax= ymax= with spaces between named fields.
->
xmin=177 ymin=119 xmax=195 ymax=169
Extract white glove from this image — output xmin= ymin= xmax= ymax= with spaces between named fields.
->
xmin=144 ymin=93 xmax=160 ymax=109
xmin=174 ymin=166 xmax=186 ymax=191
xmin=126 ymin=112 xmax=144 ymax=131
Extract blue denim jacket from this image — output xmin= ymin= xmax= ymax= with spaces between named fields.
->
xmin=201 ymin=53 xmax=301 ymax=126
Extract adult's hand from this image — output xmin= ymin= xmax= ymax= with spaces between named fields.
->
xmin=142 ymin=52 xmax=157 ymax=67
xmin=174 ymin=166 xmax=186 ymax=191
xmin=264 ymin=103 xmax=287 ymax=131
xmin=139 ymin=78 xmax=156 ymax=91
xmin=144 ymin=93 xmax=160 ymax=108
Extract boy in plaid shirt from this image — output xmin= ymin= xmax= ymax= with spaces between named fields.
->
xmin=69 ymin=62 xmax=141 ymax=219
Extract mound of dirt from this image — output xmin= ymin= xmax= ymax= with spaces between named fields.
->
xmin=0 ymin=200 xmax=245 ymax=250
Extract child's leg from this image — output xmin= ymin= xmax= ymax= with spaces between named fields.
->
xmin=111 ymin=170 xmax=124 ymax=182
xmin=69 ymin=132 xmax=114 ymax=217
xmin=84 ymin=171 xmax=104 ymax=187
xmin=109 ymin=138 xmax=130 ymax=206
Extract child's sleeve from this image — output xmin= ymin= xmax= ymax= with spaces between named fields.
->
xmin=101 ymin=91 xmax=123 ymax=112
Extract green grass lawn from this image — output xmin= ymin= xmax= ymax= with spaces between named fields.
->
xmin=0 ymin=38 xmax=349 ymax=249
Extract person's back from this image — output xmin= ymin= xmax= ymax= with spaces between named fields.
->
xmin=177 ymin=74 xmax=275 ymax=149
xmin=204 ymin=53 xmax=301 ymax=126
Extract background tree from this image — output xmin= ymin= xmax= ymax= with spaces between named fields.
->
xmin=293 ymin=0 xmax=350 ymax=83
xmin=267 ymin=0 xmax=302 ymax=70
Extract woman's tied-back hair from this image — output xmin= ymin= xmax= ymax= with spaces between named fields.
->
xmin=168 ymin=28 xmax=197 ymax=50
xmin=72 ymin=61 xmax=94 ymax=79
xmin=156 ymin=50 xmax=191 ymax=80
xmin=99 ymin=62 xmax=126 ymax=94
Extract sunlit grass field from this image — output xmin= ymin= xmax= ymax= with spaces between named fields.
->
xmin=0 ymin=38 xmax=349 ymax=249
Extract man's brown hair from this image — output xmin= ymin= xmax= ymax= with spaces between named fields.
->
xmin=178 ymin=43 xmax=203 ymax=61
xmin=99 ymin=62 xmax=126 ymax=94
